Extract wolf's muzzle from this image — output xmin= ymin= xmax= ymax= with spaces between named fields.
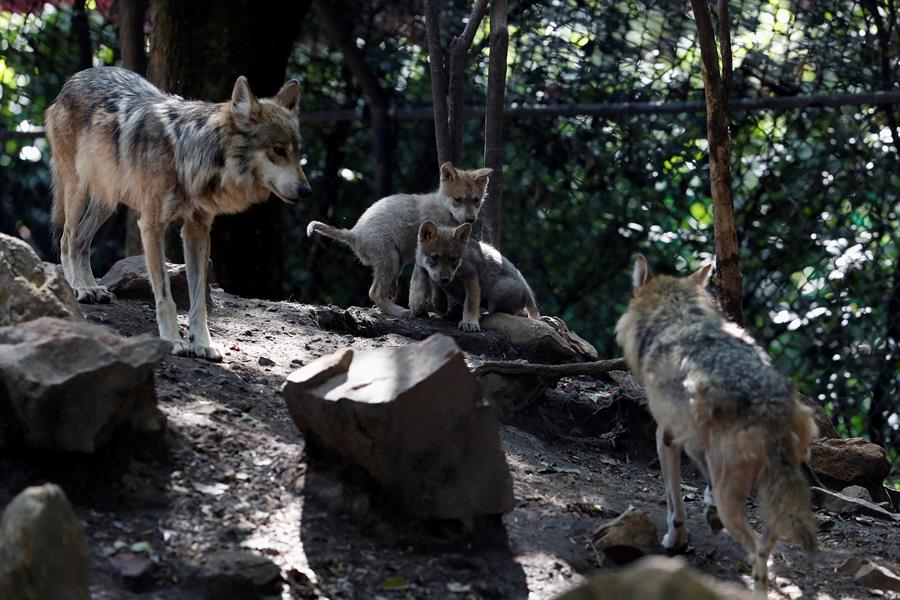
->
xmin=297 ymin=184 xmax=313 ymax=199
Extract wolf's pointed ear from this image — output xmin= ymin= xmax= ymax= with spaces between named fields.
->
xmin=232 ymin=76 xmax=260 ymax=119
xmin=440 ymin=162 xmax=458 ymax=181
xmin=690 ymin=258 xmax=714 ymax=286
xmin=419 ymin=221 xmax=438 ymax=241
xmin=472 ymin=167 xmax=493 ymax=184
xmin=275 ymin=79 xmax=300 ymax=113
xmin=454 ymin=222 xmax=472 ymax=243
xmin=632 ymin=255 xmax=652 ymax=290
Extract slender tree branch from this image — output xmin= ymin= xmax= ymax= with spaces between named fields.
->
xmin=448 ymin=0 xmax=488 ymax=163
xmin=473 ymin=358 xmax=629 ymax=378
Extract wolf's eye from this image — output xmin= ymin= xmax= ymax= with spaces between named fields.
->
xmin=430 ymin=254 xmax=439 ymax=262
xmin=450 ymin=255 xmax=459 ymax=263
xmin=273 ymin=146 xmax=288 ymax=158
xmin=453 ymin=197 xmax=463 ymax=204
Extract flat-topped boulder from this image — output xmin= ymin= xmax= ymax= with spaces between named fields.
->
xmin=100 ymin=255 xmax=211 ymax=310
xmin=282 ymin=334 xmax=514 ymax=519
xmin=0 ymin=317 xmax=169 ymax=452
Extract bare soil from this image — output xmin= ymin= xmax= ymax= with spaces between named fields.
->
xmin=1 ymin=288 xmax=898 ymax=599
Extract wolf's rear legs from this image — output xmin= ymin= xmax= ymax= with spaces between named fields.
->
xmin=139 ymin=218 xmax=186 ymax=354
xmin=408 ymin=266 xmax=430 ymax=318
xmin=657 ymin=426 xmax=689 ymax=553
xmin=182 ymin=215 xmax=222 ymax=362
xmin=704 ymin=486 xmax=724 ymax=533
xmin=62 ymin=194 xmax=116 ymax=303
xmin=369 ymin=250 xmax=412 ymax=319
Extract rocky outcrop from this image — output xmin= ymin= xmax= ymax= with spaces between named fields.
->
xmin=282 ymin=334 xmax=515 ymax=519
xmin=809 ymin=437 xmax=892 ymax=493
xmin=0 ymin=484 xmax=90 ymax=600
xmin=481 ymin=313 xmax=595 ymax=363
xmin=100 ymin=255 xmax=211 ymax=310
xmin=0 ymin=233 xmax=80 ymax=326
xmin=0 ymin=317 xmax=169 ymax=452
xmin=557 ymin=556 xmax=751 ymax=600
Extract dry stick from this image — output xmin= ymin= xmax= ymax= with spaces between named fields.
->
xmin=448 ymin=0 xmax=488 ymax=164
xmin=482 ymin=0 xmax=509 ymax=249
xmin=473 ymin=357 xmax=628 ymax=378
xmin=424 ymin=0 xmax=451 ymax=167
xmin=690 ymin=0 xmax=743 ymax=325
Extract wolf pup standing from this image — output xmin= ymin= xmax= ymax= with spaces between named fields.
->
xmin=307 ymin=162 xmax=490 ymax=318
xmin=410 ymin=221 xmax=539 ymax=331
xmin=45 ymin=67 xmax=311 ymax=361
xmin=615 ymin=255 xmax=816 ymax=595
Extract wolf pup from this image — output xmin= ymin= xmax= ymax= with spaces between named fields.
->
xmin=410 ymin=221 xmax=539 ymax=331
xmin=307 ymin=162 xmax=491 ymax=318
xmin=45 ymin=66 xmax=311 ymax=361
xmin=615 ymin=255 xmax=816 ymax=594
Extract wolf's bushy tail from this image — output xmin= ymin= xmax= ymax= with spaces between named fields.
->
xmin=524 ymin=291 xmax=540 ymax=319
xmin=758 ymin=405 xmax=818 ymax=553
xmin=306 ymin=220 xmax=354 ymax=246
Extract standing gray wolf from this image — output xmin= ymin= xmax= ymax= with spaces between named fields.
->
xmin=45 ymin=66 xmax=311 ymax=361
xmin=410 ymin=221 xmax=539 ymax=331
xmin=306 ymin=162 xmax=491 ymax=318
xmin=615 ymin=255 xmax=816 ymax=595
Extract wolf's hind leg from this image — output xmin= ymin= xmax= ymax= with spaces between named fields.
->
xmin=369 ymin=249 xmax=412 ymax=319
xmin=708 ymin=451 xmax=766 ymax=595
xmin=181 ymin=214 xmax=221 ymax=362
xmin=71 ymin=196 xmax=116 ymax=303
xmin=139 ymin=216 xmax=186 ymax=354
xmin=657 ymin=426 xmax=688 ymax=553
xmin=685 ymin=443 xmax=724 ymax=534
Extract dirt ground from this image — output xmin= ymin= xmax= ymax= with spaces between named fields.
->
xmin=1 ymin=288 xmax=898 ymax=599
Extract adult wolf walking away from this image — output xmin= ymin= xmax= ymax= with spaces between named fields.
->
xmin=615 ymin=255 xmax=817 ymax=595
xmin=45 ymin=66 xmax=312 ymax=361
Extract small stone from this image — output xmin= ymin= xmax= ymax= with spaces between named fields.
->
xmin=187 ymin=550 xmax=282 ymax=598
xmin=837 ymin=557 xmax=869 ymax=576
xmin=109 ymin=551 xmax=154 ymax=591
xmin=810 ymin=487 xmax=900 ymax=522
xmin=100 ymin=255 xmax=211 ymax=311
xmin=592 ymin=507 xmax=662 ymax=564
xmin=841 ymin=485 xmax=873 ymax=503
xmin=257 ymin=356 xmax=275 ymax=367
xmin=855 ymin=563 xmax=900 ymax=593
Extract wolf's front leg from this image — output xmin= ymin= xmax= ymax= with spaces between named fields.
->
xmin=408 ymin=266 xmax=430 ymax=318
xmin=139 ymin=218 xmax=187 ymax=354
xmin=458 ymin=276 xmax=481 ymax=332
xmin=657 ymin=426 xmax=688 ymax=553
xmin=182 ymin=215 xmax=222 ymax=362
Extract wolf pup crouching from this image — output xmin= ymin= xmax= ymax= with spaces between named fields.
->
xmin=410 ymin=221 xmax=539 ymax=331
xmin=45 ymin=67 xmax=311 ymax=361
xmin=615 ymin=255 xmax=816 ymax=595
xmin=307 ymin=162 xmax=491 ymax=319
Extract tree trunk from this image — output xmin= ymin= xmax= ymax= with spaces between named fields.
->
xmin=120 ymin=0 xmax=149 ymax=257
xmin=424 ymin=0 xmax=451 ymax=167
xmin=72 ymin=0 xmax=92 ymax=70
xmin=481 ymin=0 xmax=508 ymax=249
xmin=148 ymin=0 xmax=311 ymax=299
xmin=313 ymin=0 xmax=392 ymax=197
xmin=690 ymin=0 xmax=743 ymax=324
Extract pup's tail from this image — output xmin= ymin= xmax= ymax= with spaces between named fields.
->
xmin=757 ymin=404 xmax=818 ymax=553
xmin=306 ymin=220 xmax=354 ymax=246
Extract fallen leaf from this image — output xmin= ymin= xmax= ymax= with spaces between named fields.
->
xmin=380 ymin=576 xmax=411 ymax=590
xmin=130 ymin=541 xmax=151 ymax=553
xmin=193 ymin=482 xmax=229 ymax=496
xmin=447 ymin=582 xmax=471 ymax=593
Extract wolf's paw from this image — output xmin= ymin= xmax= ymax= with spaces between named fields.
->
xmin=169 ymin=340 xmax=192 ymax=357
xmin=191 ymin=343 xmax=223 ymax=362
xmin=393 ymin=308 xmax=413 ymax=320
xmin=705 ymin=505 xmax=724 ymax=534
xmin=458 ymin=319 xmax=481 ymax=332
xmin=662 ymin=530 xmax=689 ymax=555
xmin=410 ymin=303 xmax=429 ymax=318
xmin=76 ymin=286 xmax=115 ymax=304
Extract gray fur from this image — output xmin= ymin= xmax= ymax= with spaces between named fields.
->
xmin=307 ymin=162 xmax=491 ymax=319
xmin=45 ymin=66 xmax=311 ymax=361
xmin=410 ymin=221 xmax=540 ymax=331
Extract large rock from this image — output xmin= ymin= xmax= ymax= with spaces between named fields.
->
xmin=556 ymin=556 xmax=751 ymax=600
xmin=282 ymin=334 xmax=515 ymax=519
xmin=0 ymin=233 xmax=80 ymax=325
xmin=592 ymin=507 xmax=662 ymax=564
xmin=809 ymin=437 xmax=892 ymax=492
xmin=100 ymin=255 xmax=211 ymax=310
xmin=481 ymin=313 xmax=594 ymax=363
xmin=0 ymin=484 xmax=90 ymax=600
xmin=855 ymin=562 xmax=900 ymax=592
xmin=0 ymin=317 xmax=170 ymax=452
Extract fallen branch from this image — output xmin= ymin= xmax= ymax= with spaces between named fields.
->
xmin=473 ymin=358 xmax=628 ymax=378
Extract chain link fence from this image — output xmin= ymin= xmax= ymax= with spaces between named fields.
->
xmin=1 ymin=0 xmax=898 ymax=458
